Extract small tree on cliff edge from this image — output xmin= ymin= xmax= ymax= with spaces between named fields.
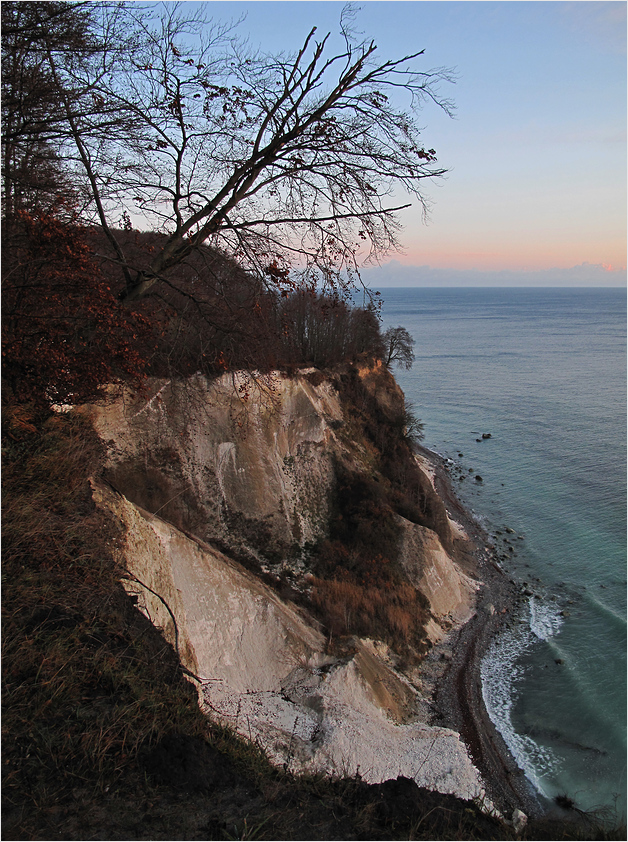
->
xmin=2 ymin=2 xmax=454 ymax=305
xmin=383 ymin=326 xmax=415 ymax=370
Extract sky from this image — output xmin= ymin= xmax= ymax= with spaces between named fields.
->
xmin=193 ymin=1 xmax=626 ymax=286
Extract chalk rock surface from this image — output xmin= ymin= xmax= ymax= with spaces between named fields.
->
xmin=90 ymin=372 xmax=342 ymax=565
xmin=88 ymin=370 xmax=489 ymax=803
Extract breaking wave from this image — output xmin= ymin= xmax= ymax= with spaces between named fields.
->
xmin=480 ymin=596 xmax=564 ymax=795
xmin=529 ymin=595 xmax=564 ymax=641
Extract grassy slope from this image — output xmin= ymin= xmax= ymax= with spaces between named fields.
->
xmin=1 ymin=403 xmax=622 ymax=841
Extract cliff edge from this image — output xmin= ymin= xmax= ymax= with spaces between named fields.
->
xmin=86 ymin=365 xmax=488 ymax=803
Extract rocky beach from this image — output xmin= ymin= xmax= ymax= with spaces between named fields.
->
xmin=414 ymin=445 xmax=546 ymax=820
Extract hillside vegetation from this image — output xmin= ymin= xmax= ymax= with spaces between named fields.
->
xmin=2 ymin=188 xmax=622 ymax=842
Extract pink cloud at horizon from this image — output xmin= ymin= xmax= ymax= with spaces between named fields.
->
xmin=360 ymin=259 xmax=627 ymax=288
xmin=393 ymin=249 xmax=627 ymax=274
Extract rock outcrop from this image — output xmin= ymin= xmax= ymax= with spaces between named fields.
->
xmin=90 ymin=371 xmax=341 ymax=568
xmin=397 ymin=518 xmax=478 ymax=643
xmin=86 ymin=367 xmax=490 ymax=803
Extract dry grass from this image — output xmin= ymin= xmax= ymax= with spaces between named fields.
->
xmin=1 ymin=406 xmax=209 ymax=835
xmin=306 ymin=454 xmax=432 ymax=662
xmin=311 ymin=574 xmax=430 ymax=659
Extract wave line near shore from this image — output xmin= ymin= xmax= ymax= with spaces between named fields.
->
xmin=415 ymin=444 xmax=547 ymax=819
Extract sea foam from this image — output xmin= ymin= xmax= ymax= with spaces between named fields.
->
xmin=529 ymin=595 xmax=563 ymax=641
xmin=480 ymin=597 xmax=564 ymax=795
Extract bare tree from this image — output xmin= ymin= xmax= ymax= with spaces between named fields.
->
xmin=277 ymin=292 xmax=383 ymax=367
xmin=383 ymin=326 xmax=415 ymax=369
xmin=4 ymin=2 xmax=454 ymax=304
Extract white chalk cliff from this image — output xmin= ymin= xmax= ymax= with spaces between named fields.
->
xmin=87 ymin=367 xmax=486 ymax=803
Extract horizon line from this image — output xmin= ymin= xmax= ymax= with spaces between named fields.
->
xmin=366 ymin=284 xmax=627 ymax=289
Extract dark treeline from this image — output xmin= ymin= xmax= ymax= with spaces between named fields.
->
xmin=118 ymin=230 xmax=386 ymax=377
xmin=2 ymin=216 xmax=395 ymax=406
xmin=276 ymin=291 xmax=383 ymax=369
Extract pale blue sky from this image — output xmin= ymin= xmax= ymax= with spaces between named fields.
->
xmin=193 ymin=1 xmax=626 ymax=284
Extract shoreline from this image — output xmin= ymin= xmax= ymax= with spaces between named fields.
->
xmin=415 ymin=444 xmax=547 ymax=820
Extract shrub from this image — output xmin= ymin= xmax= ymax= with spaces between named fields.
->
xmin=2 ymin=209 xmax=153 ymax=405
xmin=310 ymin=570 xmax=430 ymax=658
xmin=308 ymin=461 xmax=430 ymax=660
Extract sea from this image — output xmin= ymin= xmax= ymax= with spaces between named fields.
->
xmin=378 ymin=286 xmax=627 ymax=820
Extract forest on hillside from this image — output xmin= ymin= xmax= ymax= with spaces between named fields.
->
xmin=2 ymin=0 xmax=436 ymax=407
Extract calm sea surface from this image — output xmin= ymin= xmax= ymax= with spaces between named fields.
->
xmin=379 ymin=287 xmax=626 ymax=819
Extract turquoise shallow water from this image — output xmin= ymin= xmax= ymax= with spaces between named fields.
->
xmin=379 ymin=287 xmax=626 ymax=819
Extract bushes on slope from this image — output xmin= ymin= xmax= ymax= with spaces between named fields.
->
xmin=1 ymin=406 xmax=209 ymax=835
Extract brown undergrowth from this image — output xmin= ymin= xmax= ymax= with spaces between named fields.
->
xmin=1 ymin=405 xmax=207 ymax=833
xmin=305 ymin=369 xmax=437 ymax=664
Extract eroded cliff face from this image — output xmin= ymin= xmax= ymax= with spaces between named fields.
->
xmin=91 ymin=371 xmax=341 ymax=568
xmin=398 ymin=519 xmax=477 ymax=643
xmin=87 ymin=367 xmax=488 ymax=803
